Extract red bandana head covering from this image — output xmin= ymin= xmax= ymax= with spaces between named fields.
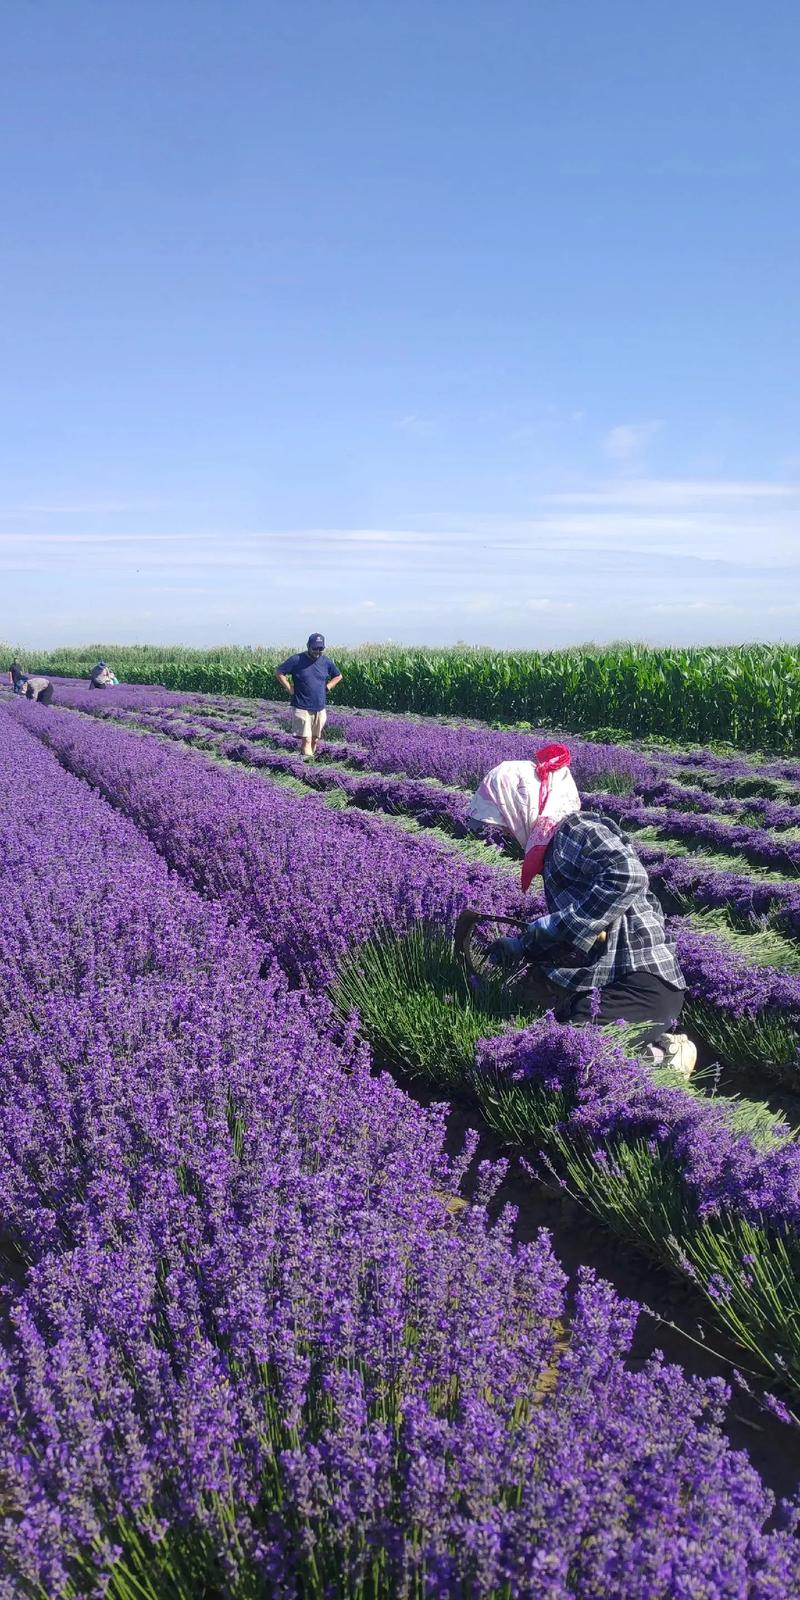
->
xmin=468 ymin=744 xmax=580 ymax=892
xmin=520 ymin=743 xmax=574 ymax=890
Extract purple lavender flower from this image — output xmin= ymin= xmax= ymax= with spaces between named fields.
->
xmin=3 ymin=700 xmax=800 ymax=1595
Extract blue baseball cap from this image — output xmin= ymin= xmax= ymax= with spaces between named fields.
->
xmin=307 ymin=633 xmax=325 ymax=649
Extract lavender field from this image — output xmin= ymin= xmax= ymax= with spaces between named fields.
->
xmin=5 ymin=680 xmax=800 ymax=1597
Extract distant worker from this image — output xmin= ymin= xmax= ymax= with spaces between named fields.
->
xmin=468 ymin=746 xmax=696 ymax=1075
xmin=8 ymin=660 xmax=25 ymax=695
xmin=23 ymin=675 xmax=54 ymax=705
xmin=275 ymin=633 xmax=342 ymax=760
xmin=89 ymin=660 xmax=116 ymax=689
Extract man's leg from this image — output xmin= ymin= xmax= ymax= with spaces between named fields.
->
xmin=310 ymin=709 xmax=326 ymax=756
xmin=292 ymin=709 xmax=313 ymax=759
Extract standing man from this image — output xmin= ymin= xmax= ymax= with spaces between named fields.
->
xmin=275 ymin=633 xmax=342 ymax=759
xmin=7 ymin=660 xmax=25 ymax=695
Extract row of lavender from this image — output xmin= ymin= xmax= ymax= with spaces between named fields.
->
xmin=42 ymin=679 xmax=800 ymax=881
xmin=43 ymin=681 xmax=800 ymax=919
xmin=242 ymin=704 xmax=800 ymax=860
xmin=45 ymin=697 xmax=800 ymax=1088
xmin=216 ymin=705 xmax=800 ymax=972
xmin=42 ymin=675 xmax=800 ymax=793
xmin=158 ymin=714 xmax=800 ymax=950
xmin=53 ymin=680 xmax=800 ymax=897
xmin=12 ymin=696 xmax=800 ymax=1398
xmin=164 ymin=705 xmax=800 ymax=936
xmin=27 ymin=686 xmax=800 ymax=1042
xmin=199 ymin=696 xmax=800 ymax=794
xmin=10 ymin=707 xmax=797 ymax=1597
xmin=193 ymin=721 xmax=800 ymax=1072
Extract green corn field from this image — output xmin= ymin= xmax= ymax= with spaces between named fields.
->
xmin=5 ymin=640 xmax=800 ymax=751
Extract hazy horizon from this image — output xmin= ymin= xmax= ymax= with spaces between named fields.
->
xmin=6 ymin=624 xmax=800 ymax=649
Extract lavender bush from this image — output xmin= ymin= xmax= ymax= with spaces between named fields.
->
xmin=5 ymin=709 xmax=800 ymax=1594
xmin=591 ymin=791 xmax=800 ymax=877
xmin=33 ymin=699 xmax=800 ymax=1082
xmin=333 ymin=923 xmax=800 ymax=1391
xmin=12 ymin=701 xmax=800 ymax=1385
xmin=46 ymin=679 xmax=654 ymax=793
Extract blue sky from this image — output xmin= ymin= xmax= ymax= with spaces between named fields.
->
xmin=1 ymin=0 xmax=798 ymax=651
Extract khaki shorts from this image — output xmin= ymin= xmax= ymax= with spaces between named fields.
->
xmin=292 ymin=708 xmax=326 ymax=740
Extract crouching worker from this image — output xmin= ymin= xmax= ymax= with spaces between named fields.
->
xmin=23 ymin=674 xmax=54 ymax=704
xmin=89 ymin=660 xmax=116 ymax=688
xmin=468 ymin=745 xmax=696 ymax=1076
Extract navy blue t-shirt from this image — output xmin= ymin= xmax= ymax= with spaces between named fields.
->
xmin=278 ymin=652 xmax=339 ymax=711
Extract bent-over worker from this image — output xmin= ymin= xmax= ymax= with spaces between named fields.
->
xmin=468 ymin=745 xmax=696 ymax=1074
xmin=23 ymin=675 xmax=54 ymax=705
xmin=89 ymin=661 xmax=115 ymax=688
xmin=275 ymin=633 xmax=342 ymax=759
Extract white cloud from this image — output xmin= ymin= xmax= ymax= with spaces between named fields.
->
xmin=603 ymin=421 xmax=662 ymax=464
xmin=646 ymin=600 xmax=739 ymax=615
xmin=0 ymin=498 xmax=172 ymax=518
xmin=4 ymin=475 xmax=799 ymax=649
xmin=548 ymin=480 xmax=797 ymax=506
xmin=393 ymin=414 xmax=437 ymax=436
xmin=0 ymin=531 xmax=200 ymax=548
xmin=2 ymin=483 xmax=798 ymax=575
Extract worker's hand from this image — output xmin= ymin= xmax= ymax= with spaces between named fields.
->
xmin=521 ymin=919 xmax=560 ymax=961
xmin=486 ymin=934 xmax=524 ymax=968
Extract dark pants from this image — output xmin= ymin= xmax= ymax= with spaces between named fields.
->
xmin=562 ymin=972 xmax=684 ymax=1044
xmin=518 ymin=967 xmax=684 ymax=1044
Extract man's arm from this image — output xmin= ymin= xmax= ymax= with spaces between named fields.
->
xmin=524 ymin=833 xmax=647 ymax=955
xmin=326 ymin=673 xmax=342 ymax=692
xmin=274 ymin=656 xmax=297 ymax=695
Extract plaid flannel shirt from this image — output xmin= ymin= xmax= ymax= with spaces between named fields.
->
xmin=523 ymin=812 xmax=685 ymax=995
